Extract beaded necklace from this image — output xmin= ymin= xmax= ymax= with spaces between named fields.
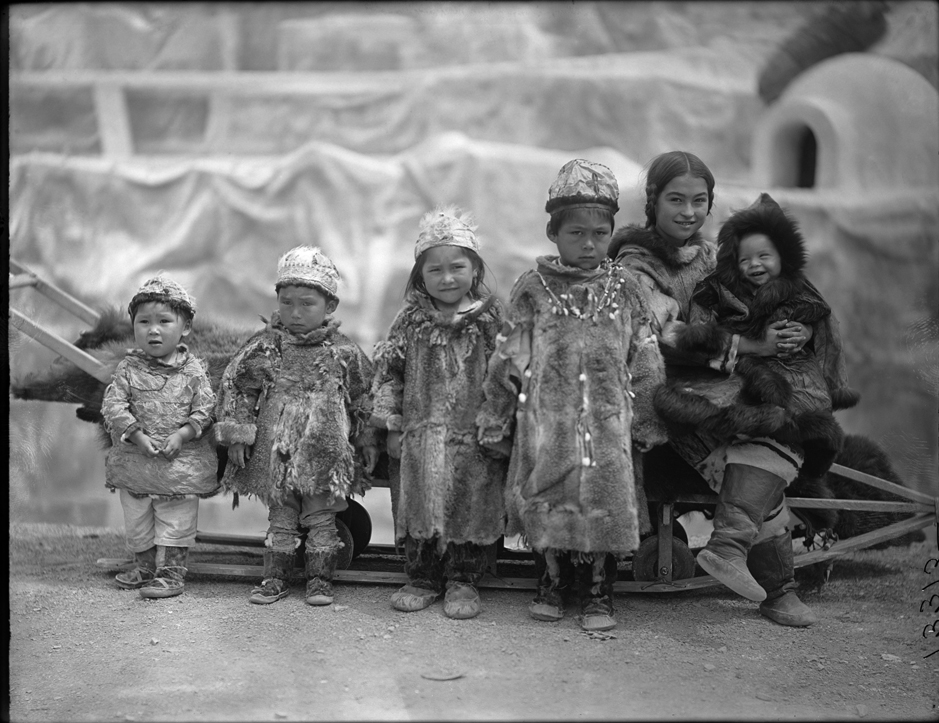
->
xmin=535 ymin=260 xmax=626 ymax=322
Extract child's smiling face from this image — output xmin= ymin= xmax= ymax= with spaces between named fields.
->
xmin=737 ymin=233 xmax=782 ymax=288
xmin=133 ymin=301 xmax=190 ymax=361
xmin=548 ymin=208 xmax=612 ymax=270
xmin=278 ymin=284 xmax=338 ymax=335
xmin=654 ymin=174 xmax=709 ymax=247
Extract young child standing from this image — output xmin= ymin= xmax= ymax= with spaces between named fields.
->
xmin=101 ymin=276 xmax=218 ymax=599
xmin=371 ymin=206 xmax=507 ymax=620
xmin=477 ymin=160 xmax=667 ymax=631
xmin=656 ymin=193 xmax=858 ymax=598
xmin=215 ymin=246 xmax=378 ymax=606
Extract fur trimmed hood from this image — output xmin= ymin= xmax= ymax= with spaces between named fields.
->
xmin=609 ymin=225 xmax=710 ymax=271
xmin=714 ymin=193 xmax=807 ymax=294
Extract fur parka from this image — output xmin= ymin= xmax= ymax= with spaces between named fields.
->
xmin=477 ymin=257 xmax=667 ymax=556
xmin=371 ymin=294 xmax=507 ymax=550
xmin=214 ymin=315 xmax=376 ymax=506
xmin=101 ymin=347 xmax=219 ymax=498
xmin=653 ymin=195 xmax=859 ymax=478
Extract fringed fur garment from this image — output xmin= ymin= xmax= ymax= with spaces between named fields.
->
xmin=477 ymin=257 xmax=667 ymax=556
xmin=214 ymin=315 xmax=376 ymax=507
xmin=371 ymin=294 xmax=507 ymax=553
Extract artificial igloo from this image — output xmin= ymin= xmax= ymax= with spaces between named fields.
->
xmin=752 ymin=53 xmax=939 ymax=192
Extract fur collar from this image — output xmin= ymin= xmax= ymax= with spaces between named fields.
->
xmin=405 ymin=292 xmax=498 ymax=328
xmin=609 ymin=225 xmax=707 ymax=269
xmin=268 ymin=312 xmax=341 ymax=346
xmin=535 ymin=255 xmax=613 ymax=283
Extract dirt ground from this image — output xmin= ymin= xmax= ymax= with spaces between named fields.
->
xmin=7 ymin=522 xmax=939 ymax=722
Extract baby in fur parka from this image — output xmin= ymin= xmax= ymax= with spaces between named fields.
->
xmin=656 ymin=193 xmax=859 ymax=481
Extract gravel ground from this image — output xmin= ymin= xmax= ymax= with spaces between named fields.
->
xmin=7 ymin=522 xmax=939 ymax=721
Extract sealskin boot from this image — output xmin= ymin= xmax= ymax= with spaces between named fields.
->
xmin=140 ymin=546 xmax=189 ymax=599
xmin=443 ymin=581 xmax=481 ymax=619
xmin=305 ymin=546 xmax=339 ymax=606
xmin=115 ymin=546 xmax=157 ymax=590
xmin=748 ymin=532 xmax=819 ymax=627
xmin=529 ymin=551 xmax=573 ymax=622
xmin=249 ymin=550 xmax=294 ymax=605
xmin=696 ymin=464 xmax=786 ymax=602
xmin=579 ymin=553 xmax=618 ymax=632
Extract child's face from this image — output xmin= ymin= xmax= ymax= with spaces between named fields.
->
xmin=420 ymin=245 xmax=476 ymax=313
xmin=654 ymin=174 xmax=709 ymax=246
xmin=548 ymin=208 xmax=612 ymax=270
xmin=133 ymin=301 xmax=190 ymax=361
xmin=737 ymin=233 xmax=782 ymax=288
xmin=278 ymin=285 xmax=338 ymax=335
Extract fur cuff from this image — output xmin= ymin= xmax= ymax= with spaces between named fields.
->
xmin=830 ymin=387 xmax=861 ymax=411
xmin=672 ymin=322 xmax=726 ymax=357
xmin=213 ymin=421 xmax=257 ymax=446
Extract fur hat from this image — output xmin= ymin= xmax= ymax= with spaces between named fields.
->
xmin=128 ymin=275 xmax=197 ymax=319
xmin=545 ymin=159 xmax=620 ymax=214
xmin=276 ymin=246 xmax=340 ymax=299
xmin=414 ymin=205 xmax=479 ymax=260
xmin=716 ymin=193 xmax=807 ymax=281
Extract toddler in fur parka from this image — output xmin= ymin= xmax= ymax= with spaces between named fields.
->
xmin=215 ymin=246 xmax=378 ymax=607
xmin=371 ymin=206 xmax=508 ymax=621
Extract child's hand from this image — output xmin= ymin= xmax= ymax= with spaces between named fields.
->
xmin=228 ymin=443 xmax=251 ymax=468
xmin=774 ymin=320 xmax=812 ymax=358
xmin=362 ymin=445 xmax=379 ymax=475
xmin=386 ymin=431 xmax=402 ymax=459
xmin=161 ymin=431 xmax=184 ymax=461
xmin=129 ymin=430 xmax=161 ymax=458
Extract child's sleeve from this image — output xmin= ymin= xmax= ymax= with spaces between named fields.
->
xmin=185 ymin=359 xmax=217 ymax=439
xmin=370 ymin=309 xmax=409 ymax=433
xmin=213 ymin=337 xmax=270 ymax=446
xmin=624 ymin=276 xmax=669 ymax=451
xmin=476 ymin=277 xmax=535 ymax=446
xmin=100 ymin=359 xmax=139 ymax=442
xmin=343 ymin=342 xmax=379 ymax=449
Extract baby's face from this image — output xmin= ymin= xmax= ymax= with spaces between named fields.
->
xmin=737 ymin=233 xmax=781 ymax=288
xmin=132 ymin=301 xmax=190 ymax=361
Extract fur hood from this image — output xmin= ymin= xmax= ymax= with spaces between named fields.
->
xmin=713 ymin=193 xmax=808 ymax=299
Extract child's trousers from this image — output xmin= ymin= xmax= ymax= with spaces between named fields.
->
xmin=403 ymin=535 xmax=492 ymax=593
xmin=120 ymin=489 xmax=198 ymax=552
xmin=267 ymin=489 xmax=349 ymax=554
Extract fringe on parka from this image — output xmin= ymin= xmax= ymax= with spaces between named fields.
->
xmin=214 ymin=314 xmax=376 ymax=506
xmin=102 ymin=346 xmax=219 ymax=498
xmin=477 ymin=257 xmax=667 ymax=556
xmin=652 ymin=195 xmax=859 ymax=479
xmin=371 ymin=294 xmax=507 ymax=552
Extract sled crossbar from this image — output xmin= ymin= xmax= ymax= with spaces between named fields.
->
xmin=9 ymin=261 xmax=113 ymax=384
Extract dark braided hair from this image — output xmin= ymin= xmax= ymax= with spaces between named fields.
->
xmin=643 ymin=151 xmax=715 ymax=228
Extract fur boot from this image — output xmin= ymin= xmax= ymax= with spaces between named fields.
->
xmin=115 ymin=546 xmax=157 ymax=590
xmin=696 ymin=464 xmax=787 ymax=602
xmin=747 ymin=532 xmax=818 ymax=627
xmin=139 ymin=546 xmax=189 ymax=599
xmin=248 ymin=550 xmax=294 ymax=605
xmin=305 ymin=546 xmax=339 ymax=606
xmin=529 ymin=550 xmax=575 ymax=622
xmin=578 ymin=553 xmax=618 ymax=632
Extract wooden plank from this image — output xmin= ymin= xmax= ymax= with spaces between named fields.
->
xmin=786 ymin=498 xmax=929 ymax=513
xmin=792 ymin=513 xmax=934 ymax=568
xmin=9 ymin=309 xmax=113 ymax=382
xmin=93 ymin=82 xmax=134 ymax=157
xmin=10 ymin=261 xmax=102 ymax=326
xmin=829 ymin=463 xmax=936 ymax=505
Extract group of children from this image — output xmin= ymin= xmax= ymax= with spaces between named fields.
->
xmin=102 ymin=152 xmax=853 ymax=630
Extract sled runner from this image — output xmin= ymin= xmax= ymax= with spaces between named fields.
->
xmin=9 ymin=261 xmax=937 ymax=592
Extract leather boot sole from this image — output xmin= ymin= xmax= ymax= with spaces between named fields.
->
xmin=759 ymin=593 xmax=818 ymax=627
xmin=529 ymin=602 xmax=564 ymax=622
xmin=697 ymin=549 xmax=767 ymax=602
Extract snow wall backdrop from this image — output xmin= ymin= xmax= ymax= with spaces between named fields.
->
xmin=8 ymin=2 xmax=939 ymax=539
